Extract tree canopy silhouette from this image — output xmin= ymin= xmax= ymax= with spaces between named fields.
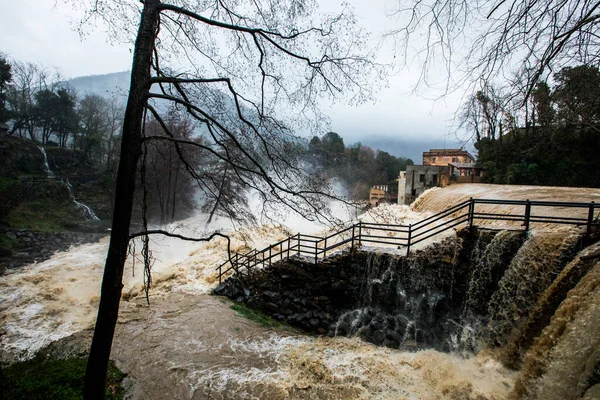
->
xmin=68 ymin=0 xmax=383 ymax=397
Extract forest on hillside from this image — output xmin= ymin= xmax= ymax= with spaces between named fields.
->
xmin=307 ymin=132 xmax=414 ymax=199
xmin=464 ymin=65 xmax=600 ymax=188
xmin=0 ymin=55 xmax=414 ymax=226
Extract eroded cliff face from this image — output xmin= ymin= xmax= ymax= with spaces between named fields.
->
xmin=218 ymin=225 xmax=600 ymax=399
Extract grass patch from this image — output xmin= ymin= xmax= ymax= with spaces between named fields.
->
xmin=230 ymin=302 xmax=292 ymax=330
xmin=0 ymin=356 xmax=126 ymax=400
xmin=7 ymin=198 xmax=83 ymax=233
xmin=0 ymin=177 xmax=19 ymax=193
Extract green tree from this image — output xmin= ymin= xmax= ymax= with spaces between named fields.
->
xmin=308 ymin=135 xmax=322 ymax=151
xmin=53 ymin=88 xmax=78 ymax=148
xmin=531 ymin=82 xmax=554 ymax=128
xmin=321 ymin=131 xmax=345 ymax=153
xmin=33 ymin=89 xmax=60 ymax=144
xmin=77 ymin=94 xmax=110 ymax=160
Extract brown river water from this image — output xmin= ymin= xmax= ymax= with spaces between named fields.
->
xmin=1 ymin=184 xmax=599 ymax=399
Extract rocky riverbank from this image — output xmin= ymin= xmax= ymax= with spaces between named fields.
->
xmin=0 ymin=227 xmax=107 ymax=274
xmin=214 ymin=253 xmax=365 ymax=334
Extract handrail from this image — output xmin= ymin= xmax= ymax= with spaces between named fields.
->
xmin=215 ymin=198 xmax=599 ymax=283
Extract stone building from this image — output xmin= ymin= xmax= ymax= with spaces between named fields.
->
xmin=448 ymin=162 xmax=484 ymax=183
xmin=404 ymin=165 xmax=450 ymax=204
xmin=369 ymin=185 xmax=390 ymax=207
xmin=399 ymin=148 xmax=482 ymax=205
xmin=422 ymin=148 xmax=475 ymax=166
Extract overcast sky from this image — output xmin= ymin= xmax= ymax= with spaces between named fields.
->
xmin=0 ymin=0 xmax=467 ymax=160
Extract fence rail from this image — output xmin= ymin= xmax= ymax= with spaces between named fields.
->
xmin=216 ymin=198 xmax=599 ymax=283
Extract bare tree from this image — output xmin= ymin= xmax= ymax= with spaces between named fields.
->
xmin=459 ymin=85 xmax=508 ymax=142
xmin=6 ymin=61 xmax=49 ymax=140
xmin=390 ymin=0 xmax=600 ymax=100
xmin=67 ymin=0 xmax=382 ymax=397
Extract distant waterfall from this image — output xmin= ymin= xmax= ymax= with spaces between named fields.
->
xmin=64 ymin=179 xmax=100 ymax=221
xmin=37 ymin=146 xmax=55 ymax=178
xmin=37 ymin=146 xmax=100 ymax=221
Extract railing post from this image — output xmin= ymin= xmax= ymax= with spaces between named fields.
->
xmin=314 ymin=240 xmax=318 ymax=264
xmin=358 ymin=222 xmax=362 ymax=246
xmin=297 ymin=233 xmax=300 ymax=256
xmin=524 ymin=199 xmax=531 ymax=232
xmin=469 ymin=197 xmax=475 ymax=227
xmin=323 ymin=237 xmax=327 ymax=259
xmin=351 ymin=224 xmax=356 ymax=252
xmin=287 ymin=237 xmax=290 ymax=259
xmin=406 ymin=223 xmax=412 ymax=257
xmin=587 ymin=201 xmax=596 ymax=237
xmin=269 ymin=245 xmax=272 ymax=267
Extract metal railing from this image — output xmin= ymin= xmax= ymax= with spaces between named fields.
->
xmin=216 ymin=198 xmax=599 ymax=283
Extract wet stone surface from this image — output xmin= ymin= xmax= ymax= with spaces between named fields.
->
xmin=216 ymin=227 xmax=499 ymax=352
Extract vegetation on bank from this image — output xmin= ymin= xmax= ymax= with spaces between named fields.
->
xmin=230 ymin=302 xmax=292 ymax=330
xmin=0 ymin=356 xmax=125 ymax=400
xmin=5 ymin=180 xmax=84 ymax=232
xmin=467 ymin=65 xmax=600 ymax=188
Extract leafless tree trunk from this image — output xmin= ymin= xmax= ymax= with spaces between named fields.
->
xmin=72 ymin=0 xmax=380 ymax=396
xmin=83 ymin=1 xmax=160 ymax=397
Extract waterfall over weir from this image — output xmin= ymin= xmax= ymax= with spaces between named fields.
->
xmin=225 ymin=223 xmax=600 ymax=399
xmin=334 ymin=227 xmax=600 ymax=398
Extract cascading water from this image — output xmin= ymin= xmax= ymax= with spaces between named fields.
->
xmin=63 ymin=179 xmax=100 ymax=221
xmin=333 ymin=230 xmax=479 ymax=352
xmin=484 ymin=231 xmax=581 ymax=348
xmin=2 ymin=184 xmax=600 ymax=399
xmin=511 ymin=243 xmax=600 ymax=400
xmin=37 ymin=146 xmax=55 ymax=178
xmin=327 ymin=223 xmax=600 ymax=399
xmin=37 ymin=145 xmax=100 ymax=221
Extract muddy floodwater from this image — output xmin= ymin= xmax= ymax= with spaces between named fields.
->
xmin=106 ymin=294 xmax=515 ymax=399
xmin=2 ymin=183 xmax=599 ymax=399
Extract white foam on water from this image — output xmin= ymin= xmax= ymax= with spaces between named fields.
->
xmin=4 ymin=184 xmax=580 ymax=397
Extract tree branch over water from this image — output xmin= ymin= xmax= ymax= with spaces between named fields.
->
xmin=65 ymin=0 xmax=384 ymax=397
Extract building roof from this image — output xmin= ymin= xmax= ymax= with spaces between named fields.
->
xmin=423 ymin=148 xmax=475 ymax=159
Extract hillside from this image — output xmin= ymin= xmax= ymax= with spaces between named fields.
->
xmin=0 ymin=136 xmax=111 ymax=271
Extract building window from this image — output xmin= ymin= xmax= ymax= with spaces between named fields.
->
xmin=432 ymin=157 xmax=436 ymax=163
xmin=419 ymin=174 xmax=425 ymax=183
xmin=432 ymin=174 xmax=438 ymax=185
xmin=452 ymin=157 xmax=458 ymax=163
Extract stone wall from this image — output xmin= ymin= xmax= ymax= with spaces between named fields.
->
xmin=214 ymin=228 xmax=486 ymax=350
